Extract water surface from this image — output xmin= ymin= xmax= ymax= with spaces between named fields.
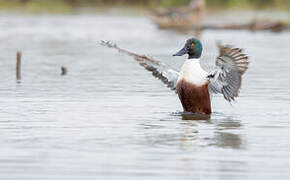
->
xmin=0 ymin=13 xmax=290 ymax=180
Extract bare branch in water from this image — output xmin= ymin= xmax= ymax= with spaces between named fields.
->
xmin=16 ymin=51 xmax=22 ymax=83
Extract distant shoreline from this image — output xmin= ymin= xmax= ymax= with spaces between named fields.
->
xmin=0 ymin=0 xmax=290 ymax=14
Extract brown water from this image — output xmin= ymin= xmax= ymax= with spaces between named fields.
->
xmin=0 ymin=13 xmax=290 ymax=180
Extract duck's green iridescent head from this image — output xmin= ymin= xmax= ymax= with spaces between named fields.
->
xmin=173 ymin=38 xmax=203 ymax=59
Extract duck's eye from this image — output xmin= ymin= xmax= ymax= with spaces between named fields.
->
xmin=191 ymin=43 xmax=195 ymax=47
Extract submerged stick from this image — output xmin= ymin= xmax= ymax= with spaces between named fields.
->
xmin=16 ymin=51 xmax=22 ymax=83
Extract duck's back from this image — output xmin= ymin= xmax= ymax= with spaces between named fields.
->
xmin=177 ymin=59 xmax=211 ymax=114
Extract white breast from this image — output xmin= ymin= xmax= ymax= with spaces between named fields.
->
xmin=178 ymin=59 xmax=208 ymax=86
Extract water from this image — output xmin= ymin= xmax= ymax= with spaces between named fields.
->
xmin=0 ymin=12 xmax=290 ymax=180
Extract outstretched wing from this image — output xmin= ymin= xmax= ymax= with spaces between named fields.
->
xmin=208 ymin=44 xmax=249 ymax=102
xmin=101 ymin=41 xmax=180 ymax=91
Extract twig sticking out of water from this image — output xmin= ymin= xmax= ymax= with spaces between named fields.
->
xmin=100 ymin=41 xmax=179 ymax=91
xmin=16 ymin=51 xmax=22 ymax=83
xmin=61 ymin=66 xmax=67 ymax=76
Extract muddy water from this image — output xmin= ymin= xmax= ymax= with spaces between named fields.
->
xmin=0 ymin=13 xmax=290 ymax=179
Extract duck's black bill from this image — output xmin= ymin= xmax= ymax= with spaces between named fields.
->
xmin=173 ymin=47 xmax=187 ymax=56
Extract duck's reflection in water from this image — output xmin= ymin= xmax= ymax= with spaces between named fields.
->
xmin=178 ymin=112 xmax=244 ymax=149
xmin=210 ymin=131 xmax=242 ymax=149
xmin=138 ymin=112 xmax=244 ymax=150
xmin=177 ymin=113 xmax=247 ymax=176
xmin=210 ymin=117 xmax=243 ymax=149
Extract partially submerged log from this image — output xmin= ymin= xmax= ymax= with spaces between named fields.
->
xmin=152 ymin=15 xmax=196 ymax=30
xmin=153 ymin=16 xmax=290 ymax=32
xmin=204 ymin=19 xmax=290 ymax=32
xmin=152 ymin=0 xmax=289 ymax=33
xmin=152 ymin=0 xmax=205 ymax=31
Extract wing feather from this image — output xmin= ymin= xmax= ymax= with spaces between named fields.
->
xmin=209 ymin=44 xmax=249 ymax=102
xmin=101 ymin=41 xmax=179 ymax=91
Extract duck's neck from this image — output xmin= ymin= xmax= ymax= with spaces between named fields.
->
xmin=188 ymin=54 xmax=201 ymax=59
xmin=188 ymin=47 xmax=202 ymax=59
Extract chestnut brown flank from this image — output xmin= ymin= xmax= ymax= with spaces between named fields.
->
xmin=177 ymin=79 xmax=212 ymax=114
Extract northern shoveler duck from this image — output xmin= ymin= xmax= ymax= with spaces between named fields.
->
xmin=173 ymin=38 xmax=248 ymax=114
xmin=101 ymin=38 xmax=249 ymax=114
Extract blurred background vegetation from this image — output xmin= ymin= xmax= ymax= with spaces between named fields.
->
xmin=1 ymin=0 xmax=290 ymax=13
